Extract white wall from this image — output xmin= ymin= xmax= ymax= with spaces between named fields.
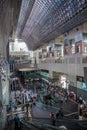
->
xmin=38 ymin=62 xmax=84 ymax=76
xmin=64 ymin=25 xmax=82 ymax=40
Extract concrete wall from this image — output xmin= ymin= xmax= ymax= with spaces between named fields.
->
xmin=37 ymin=62 xmax=84 ymax=77
xmin=0 ymin=0 xmax=21 ymax=60
xmin=0 ymin=0 xmax=12 ymax=58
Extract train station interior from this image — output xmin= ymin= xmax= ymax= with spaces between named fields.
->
xmin=0 ymin=0 xmax=87 ymax=130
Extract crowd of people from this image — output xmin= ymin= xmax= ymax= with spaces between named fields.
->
xmin=6 ymin=88 xmax=37 ymax=130
xmin=5 ymin=79 xmax=87 ymax=129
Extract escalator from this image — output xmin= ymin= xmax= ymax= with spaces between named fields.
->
xmin=20 ymin=119 xmax=68 ymax=130
xmin=39 ymin=91 xmax=62 ymax=106
xmin=0 ymin=118 xmax=2 ymax=130
xmin=20 ymin=118 xmax=87 ymax=130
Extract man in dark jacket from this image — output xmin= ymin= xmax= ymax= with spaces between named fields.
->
xmin=14 ymin=114 xmax=20 ymax=130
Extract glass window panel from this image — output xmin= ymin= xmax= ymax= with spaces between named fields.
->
xmin=83 ymin=33 xmax=87 ymax=42
xmin=17 ymin=0 xmax=87 ymax=49
xmin=69 ymin=39 xmax=75 ymax=54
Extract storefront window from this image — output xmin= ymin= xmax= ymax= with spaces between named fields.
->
xmin=54 ymin=45 xmax=62 ymax=56
xmin=84 ymin=44 xmax=87 ymax=53
xmin=61 ymin=76 xmax=67 ymax=89
xmin=75 ymin=41 xmax=82 ymax=53
xmin=83 ymin=33 xmax=87 ymax=53
xmin=69 ymin=39 xmax=75 ymax=54
xmin=83 ymin=33 xmax=87 ymax=42
xmin=64 ymin=39 xmax=71 ymax=55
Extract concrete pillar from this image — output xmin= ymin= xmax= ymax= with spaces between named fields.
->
xmin=49 ymin=70 xmax=53 ymax=79
xmin=2 ymin=105 xmax=7 ymax=129
xmin=78 ymin=104 xmax=83 ymax=120
xmin=61 ymin=45 xmax=64 ymax=57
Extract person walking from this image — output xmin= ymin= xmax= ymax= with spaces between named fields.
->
xmin=59 ymin=107 xmax=64 ymax=119
xmin=14 ymin=114 xmax=20 ymax=130
xmin=56 ymin=110 xmax=59 ymax=119
xmin=50 ymin=112 xmax=56 ymax=125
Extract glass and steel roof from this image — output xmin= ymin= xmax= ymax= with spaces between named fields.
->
xmin=16 ymin=0 xmax=87 ymax=50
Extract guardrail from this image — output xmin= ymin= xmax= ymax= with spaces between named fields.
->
xmin=20 ymin=119 xmax=68 ymax=130
xmin=0 ymin=118 xmax=2 ymax=130
xmin=21 ymin=117 xmax=87 ymax=130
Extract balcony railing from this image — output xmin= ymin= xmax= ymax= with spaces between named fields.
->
xmin=39 ymin=56 xmax=64 ymax=64
xmin=39 ymin=54 xmax=84 ymax=64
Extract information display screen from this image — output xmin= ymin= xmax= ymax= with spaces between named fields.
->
xmin=81 ymin=82 xmax=87 ymax=91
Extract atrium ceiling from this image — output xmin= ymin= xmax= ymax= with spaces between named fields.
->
xmin=0 ymin=0 xmax=21 ymax=39
xmin=16 ymin=0 xmax=87 ymax=50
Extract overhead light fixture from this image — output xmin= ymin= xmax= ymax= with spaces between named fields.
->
xmin=76 ymin=28 xmax=79 ymax=31
xmin=64 ymin=34 xmax=67 ymax=37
